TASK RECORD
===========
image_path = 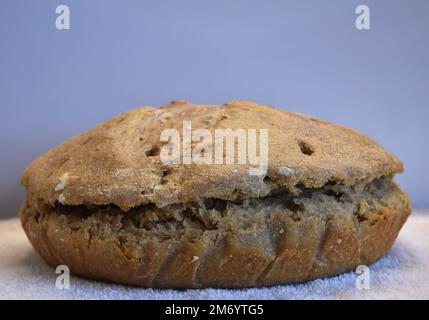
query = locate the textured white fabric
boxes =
[1,212,428,300]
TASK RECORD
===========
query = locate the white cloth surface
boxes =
[1,212,428,300]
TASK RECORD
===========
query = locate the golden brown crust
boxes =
[20,182,411,288]
[21,100,403,211]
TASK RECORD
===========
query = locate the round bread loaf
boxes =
[20,100,411,288]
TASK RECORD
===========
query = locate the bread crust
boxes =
[20,100,411,288]
[21,100,403,211]
[20,183,411,288]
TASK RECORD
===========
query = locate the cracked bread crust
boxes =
[20,100,411,288]
[21,100,403,211]
[20,177,411,288]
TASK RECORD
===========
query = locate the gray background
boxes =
[1,0,428,218]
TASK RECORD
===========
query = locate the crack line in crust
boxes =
[308,216,330,278]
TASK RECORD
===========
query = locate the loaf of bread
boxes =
[20,100,411,288]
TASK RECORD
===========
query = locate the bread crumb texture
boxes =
[21,177,410,288]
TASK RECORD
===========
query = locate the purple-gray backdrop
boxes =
[1,0,428,218]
